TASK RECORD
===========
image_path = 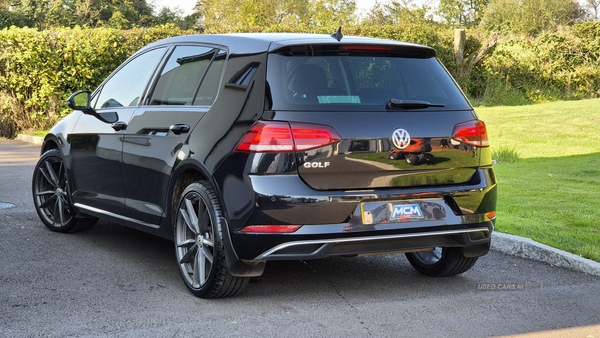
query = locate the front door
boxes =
[68,46,168,216]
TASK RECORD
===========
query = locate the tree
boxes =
[585,0,600,20]
[438,0,489,27]
[195,0,356,32]
[481,0,582,36]
[310,0,356,27]
[72,0,105,27]
[1,0,159,29]
[363,0,433,25]
[155,6,197,30]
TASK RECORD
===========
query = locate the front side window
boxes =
[149,46,224,106]
[94,47,167,109]
[267,50,471,111]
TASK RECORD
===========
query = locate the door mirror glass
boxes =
[67,91,91,111]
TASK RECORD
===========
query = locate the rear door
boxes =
[121,45,227,225]
[266,45,483,190]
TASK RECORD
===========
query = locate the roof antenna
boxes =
[331,26,343,42]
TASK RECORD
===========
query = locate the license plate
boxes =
[360,201,444,225]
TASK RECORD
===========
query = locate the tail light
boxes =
[452,120,489,147]
[235,121,341,153]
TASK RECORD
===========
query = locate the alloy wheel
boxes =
[175,190,215,290]
[32,152,76,229]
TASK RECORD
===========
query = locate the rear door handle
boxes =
[169,124,190,135]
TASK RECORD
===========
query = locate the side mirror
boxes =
[66,91,118,124]
[67,91,93,112]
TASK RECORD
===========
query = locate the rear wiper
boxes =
[386,99,446,110]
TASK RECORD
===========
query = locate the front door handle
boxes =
[111,121,128,131]
[169,124,190,135]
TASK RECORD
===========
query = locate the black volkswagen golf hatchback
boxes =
[32,32,497,298]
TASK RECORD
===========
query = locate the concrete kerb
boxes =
[12,134,600,277]
[17,134,44,145]
[492,232,600,276]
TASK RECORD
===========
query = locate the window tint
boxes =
[267,53,471,111]
[94,47,167,109]
[193,49,226,106]
[149,46,221,106]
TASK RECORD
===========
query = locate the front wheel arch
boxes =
[32,148,97,233]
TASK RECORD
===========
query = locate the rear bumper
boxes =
[252,223,493,260]
[222,167,496,260]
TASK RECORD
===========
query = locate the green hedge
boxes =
[0,25,190,137]
[479,23,600,105]
[3,23,600,137]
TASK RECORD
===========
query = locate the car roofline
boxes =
[140,33,436,57]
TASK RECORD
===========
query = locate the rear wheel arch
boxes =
[168,163,265,279]
[168,158,232,226]
[174,180,250,298]
[169,168,208,227]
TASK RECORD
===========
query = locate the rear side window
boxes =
[267,51,471,111]
[194,49,226,106]
[149,46,225,106]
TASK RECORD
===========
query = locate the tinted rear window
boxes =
[267,51,471,111]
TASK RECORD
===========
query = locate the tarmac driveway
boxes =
[1,139,599,337]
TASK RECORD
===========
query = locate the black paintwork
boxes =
[39,33,496,277]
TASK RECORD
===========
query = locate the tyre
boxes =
[32,149,97,233]
[174,181,249,298]
[405,154,418,165]
[406,247,478,277]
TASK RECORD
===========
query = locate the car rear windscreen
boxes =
[266,47,471,112]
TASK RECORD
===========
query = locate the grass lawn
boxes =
[476,99,600,262]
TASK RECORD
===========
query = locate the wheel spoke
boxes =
[201,245,213,264]
[176,238,196,248]
[52,196,60,226]
[179,243,198,264]
[179,206,199,236]
[36,190,56,197]
[59,195,72,214]
[44,160,60,187]
[184,198,200,234]
[201,237,214,249]
[38,194,57,209]
[198,207,210,234]
[57,161,65,186]
[179,207,193,233]
[193,249,202,287]
[39,167,57,189]
[53,195,66,227]
[197,247,206,285]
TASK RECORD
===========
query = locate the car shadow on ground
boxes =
[68,219,592,302]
